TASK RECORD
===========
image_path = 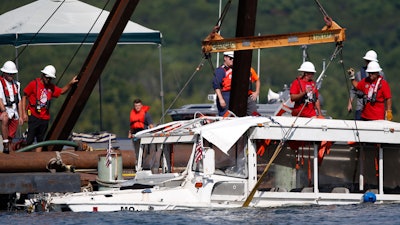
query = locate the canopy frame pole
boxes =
[158,44,165,123]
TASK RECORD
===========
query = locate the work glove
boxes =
[347,68,355,80]
[386,110,393,121]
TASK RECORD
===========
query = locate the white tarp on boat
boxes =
[194,117,270,154]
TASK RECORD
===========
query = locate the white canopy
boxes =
[0,0,162,47]
[0,0,165,122]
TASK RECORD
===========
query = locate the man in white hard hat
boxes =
[213,51,234,116]
[21,65,78,152]
[212,51,261,116]
[0,61,24,153]
[289,61,322,118]
[348,61,392,121]
[347,50,385,120]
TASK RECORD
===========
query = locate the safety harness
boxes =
[0,77,19,107]
[31,78,52,112]
[297,78,316,103]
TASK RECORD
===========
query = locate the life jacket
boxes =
[130,105,150,131]
[221,65,232,92]
[248,68,257,95]
[0,77,19,107]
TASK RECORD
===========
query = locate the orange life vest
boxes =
[221,66,232,92]
[130,105,150,130]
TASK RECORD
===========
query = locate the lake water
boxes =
[0,203,398,225]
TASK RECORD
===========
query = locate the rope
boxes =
[159,57,207,123]
[337,47,362,144]
[315,43,344,89]
[214,0,232,30]
[314,0,330,19]
[46,151,79,172]
[56,0,112,85]
[243,102,308,207]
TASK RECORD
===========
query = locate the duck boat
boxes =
[46,115,400,212]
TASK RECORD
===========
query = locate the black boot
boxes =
[3,141,9,154]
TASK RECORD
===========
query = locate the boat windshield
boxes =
[140,143,192,174]
[192,136,248,178]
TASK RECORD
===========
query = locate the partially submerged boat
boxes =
[44,115,400,212]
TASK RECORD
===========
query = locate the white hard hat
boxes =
[223,51,234,58]
[298,61,316,73]
[365,61,382,73]
[41,65,56,78]
[363,50,378,62]
[1,61,18,74]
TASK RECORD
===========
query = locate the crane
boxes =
[202,0,345,54]
[202,17,345,54]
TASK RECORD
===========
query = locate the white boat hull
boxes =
[50,186,400,212]
[44,116,400,212]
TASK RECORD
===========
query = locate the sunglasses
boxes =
[43,76,53,80]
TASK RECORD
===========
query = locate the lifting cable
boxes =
[314,0,362,143]
[160,1,232,123]
[338,47,362,145]
[314,0,332,26]
[214,0,232,32]
[243,101,309,207]
[11,0,112,86]
[204,0,232,71]
[315,43,363,144]
[159,58,208,123]
[317,0,365,185]
[338,49,363,187]
[334,44,362,142]
[315,43,343,89]
[314,0,330,18]
[56,0,111,85]
[13,0,67,62]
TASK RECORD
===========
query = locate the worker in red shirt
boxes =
[289,61,322,117]
[21,65,78,152]
[348,61,392,121]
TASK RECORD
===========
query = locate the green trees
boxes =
[0,0,399,138]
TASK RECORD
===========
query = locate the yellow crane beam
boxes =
[202,20,345,54]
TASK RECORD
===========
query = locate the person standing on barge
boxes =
[22,65,78,152]
[348,61,392,121]
[0,61,24,153]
